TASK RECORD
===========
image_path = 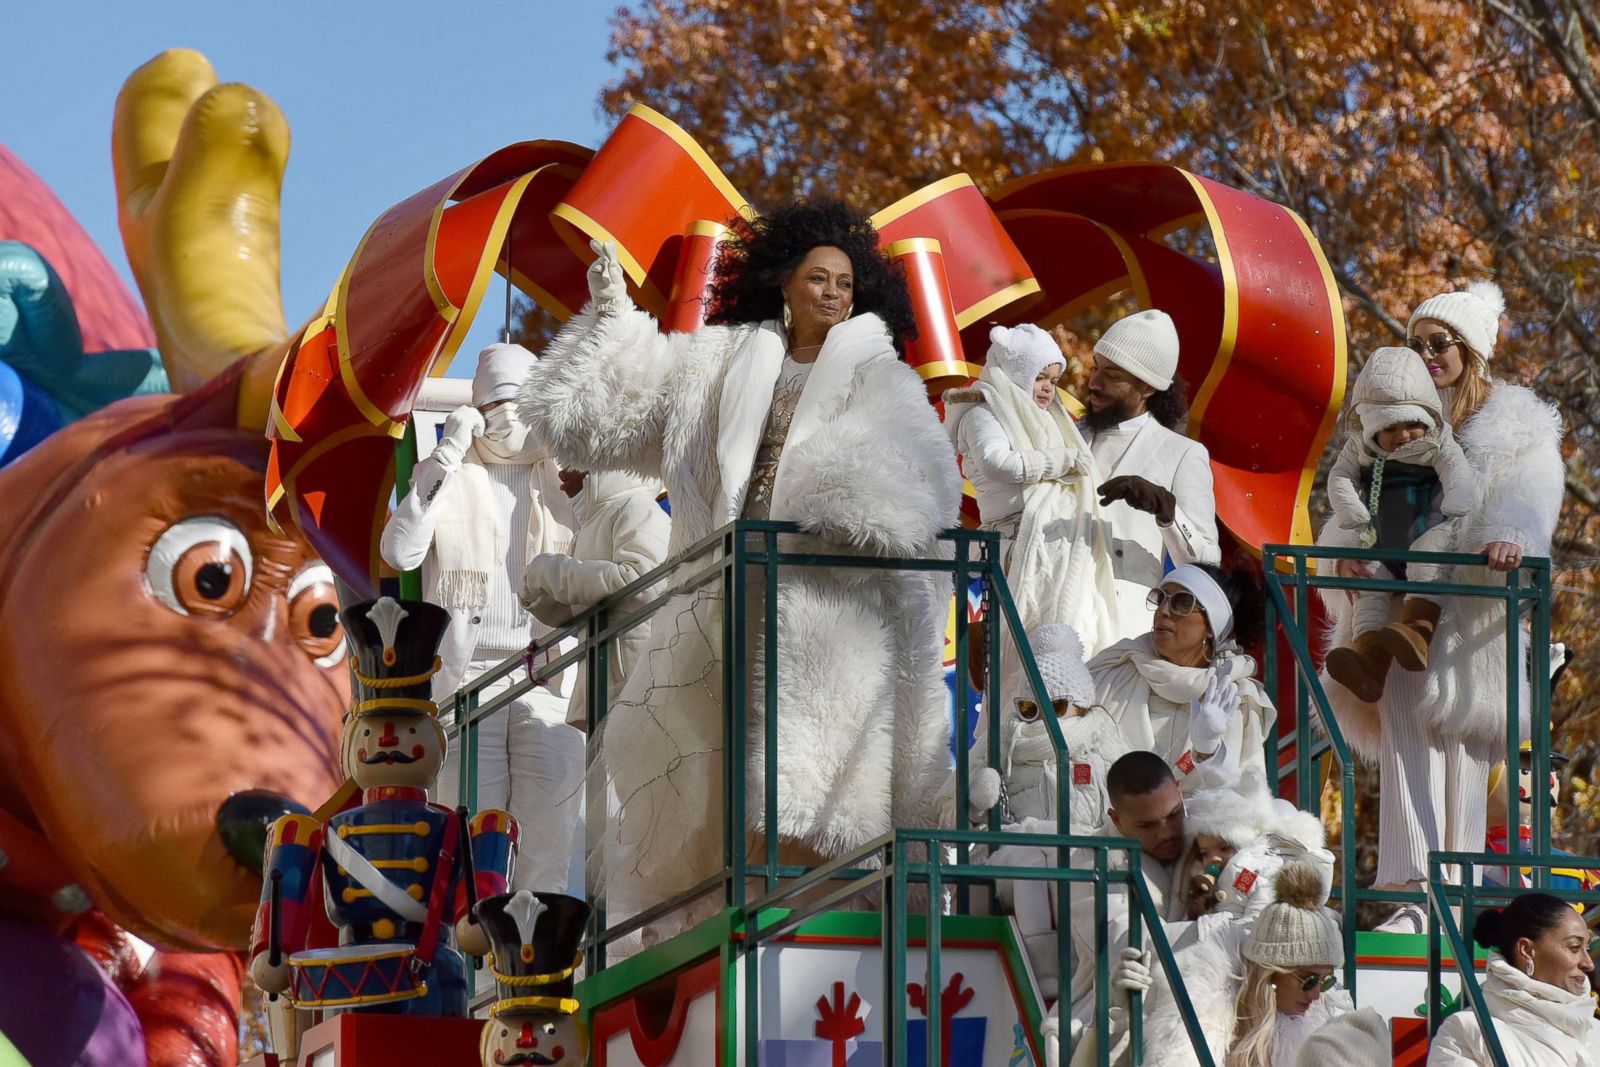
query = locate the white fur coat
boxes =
[1317,382,1564,758]
[516,298,961,916]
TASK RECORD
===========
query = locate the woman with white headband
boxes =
[1089,563,1274,791]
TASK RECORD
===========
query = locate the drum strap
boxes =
[412,813,461,969]
[324,830,429,923]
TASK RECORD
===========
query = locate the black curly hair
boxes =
[1146,374,1190,430]
[705,198,918,355]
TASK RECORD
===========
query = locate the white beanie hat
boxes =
[1407,280,1506,361]
[471,343,537,407]
[1243,862,1343,969]
[1358,402,1435,450]
[986,324,1065,392]
[1093,309,1180,391]
[1292,1008,1391,1067]
[1026,623,1094,707]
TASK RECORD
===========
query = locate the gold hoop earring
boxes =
[782,301,793,330]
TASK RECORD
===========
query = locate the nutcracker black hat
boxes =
[339,596,452,713]
[476,890,591,1017]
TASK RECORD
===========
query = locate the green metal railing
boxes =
[1263,543,1554,1000]
[440,519,1217,1063]
[1425,852,1600,1067]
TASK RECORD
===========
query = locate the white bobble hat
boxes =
[1026,623,1094,707]
[1407,280,1506,361]
[986,324,1066,392]
[1243,862,1343,969]
[1292,1008,1391,1067]
[1093,309,1180,391]
[472,343,537,407]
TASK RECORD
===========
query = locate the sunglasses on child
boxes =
[1406,333,1462,357]
[1293,971,1337,994]
[1015,696,1074,721]
[1146,588,1205,617]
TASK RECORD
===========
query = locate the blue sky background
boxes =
[5,2,618,377]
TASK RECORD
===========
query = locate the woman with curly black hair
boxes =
[517,199,963,932]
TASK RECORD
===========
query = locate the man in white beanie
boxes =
[379,342,585,896]
[1080,309,1220,639]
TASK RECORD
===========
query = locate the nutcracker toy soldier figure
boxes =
[248,597,519,1016]
[476,890,591,1066]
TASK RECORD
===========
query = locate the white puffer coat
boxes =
[516,298,962,918]
[1428,955,1600,1066]
[519,469,671,727]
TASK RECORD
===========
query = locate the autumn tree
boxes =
[601,0,1600,853]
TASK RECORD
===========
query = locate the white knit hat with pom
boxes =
[986,324,1066,392]
[1243,862,1344,969]
[1026,623,1094,707]
[1094,309,1180,390]
[1407,280,1506,361]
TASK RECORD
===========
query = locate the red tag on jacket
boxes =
[1234,869,1258,894]
[1176,750,1196,774]
[1073,763,1092,785]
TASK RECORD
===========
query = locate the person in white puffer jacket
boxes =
[519,467,671,730]
[1428,893,1600,1066]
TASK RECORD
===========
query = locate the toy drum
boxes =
[288,943,426,1008]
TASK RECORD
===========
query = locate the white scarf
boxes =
[1089,634,1266,754]
[975,364,1120,663]
[431,445,574,610]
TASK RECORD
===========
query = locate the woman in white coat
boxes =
[1090,563,1274,793]
[1428,893,1600,1065]
[1319,282,1565,931]
[516,200,962,925]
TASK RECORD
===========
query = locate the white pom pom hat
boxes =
[1026,623,1095,707]
[986,324,1066,392]
[1407,280,1506,361]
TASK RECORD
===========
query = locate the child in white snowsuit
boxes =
[1324,346,1477,702]
[986,623,1130,1001]
[519,468,671,729]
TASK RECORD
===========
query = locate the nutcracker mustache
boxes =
[358,750,420,765]
[495,1053,562,1065]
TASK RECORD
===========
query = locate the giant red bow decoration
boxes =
[267,108,1343,594]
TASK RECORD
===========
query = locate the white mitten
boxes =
[587,238,628,311]
[435,405,485,470]
[1188,675,1238,756]
[968,767,1002,822]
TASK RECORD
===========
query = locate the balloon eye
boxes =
[146,518,253,617]
[289,564,347,666]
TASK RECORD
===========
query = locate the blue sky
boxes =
[5,1,618,376]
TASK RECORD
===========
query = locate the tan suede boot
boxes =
[1375,597,1443,671]
[1325,630,1395,703]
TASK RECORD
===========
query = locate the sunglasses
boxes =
[1406,334,1462,357]
[1293,972,1338,994]
[1146,588,1205,617]
[1016,696,1075,722]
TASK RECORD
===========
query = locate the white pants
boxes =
[1375,712,1497,887]
[435,658,586,896]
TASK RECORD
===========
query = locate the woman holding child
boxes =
[1317,282,1564,931]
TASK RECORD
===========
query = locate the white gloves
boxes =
[1188,674,1238,756]
[1112,945,1153,994]
[587,238,628,311]
[434,405,485,469]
